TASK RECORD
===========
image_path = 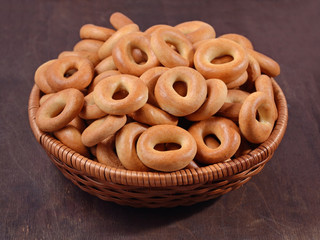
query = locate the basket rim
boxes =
[28,79,288,187]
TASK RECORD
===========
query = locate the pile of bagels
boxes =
[34,12,280,172]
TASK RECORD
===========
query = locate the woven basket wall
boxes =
[28,80,288,208]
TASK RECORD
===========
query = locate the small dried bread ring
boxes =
[136,125,197,172]
[87,70,120,93]
[175,20,216,44]
[247,51,261,82]
[154,66,207,116]
[219,33,254,50]
[255,75,275,100]
[46,56,94,91]
[112,32,160,76]
[218,89,250,122]
[226,71,248,89]
[95,55,117,74]
[68,116,86,133]
[128,103,178,126]
[98,24,139,60]
[53,126,90,157]
[247,49,280,77]
[93,74,148,115]
[34,59,56,94]
[96,135,125,169]
[240,52,261,92]
[203,135,233,162]
[186,79,227,121]
[239,91,276,143]
[144,24,171,35]
[115,122,150,171]
[73,39,104,53]
[150,26,194,68]
[188,117,241,164]
[80,24,115,41]
[109,12,135,30]
[79,92,107,120]
[140,66,169,107]
[39,93,54,106]
[81,114,126,147]
[36,88,84,132]
[194,38,249,83]
[255,74,278,120]
[58,51,100,66]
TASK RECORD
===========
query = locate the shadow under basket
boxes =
[28,80,288,208]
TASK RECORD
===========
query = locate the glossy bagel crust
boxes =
[79,92,107,120]
[112,32,159,76]
[218,89,250,122]
[140,66,169,107]
[96,135,125,169]
[36,88,84,132]
[93,74,148,115]
[186,79,227,121]
[81,114,127,147]
[115,122,150,171]
[109,12,135,30]
[34,59,56,94]
[80,24,115,41]
[150,26,194,68]
[73,39,104,53]
[239,91,276,143]
[58,51,100,66]
[98,24,139,59]
[136,125,197,172]
[219,33,254,50]
[128,103,178,126]
[255,74,278,120]
[154,66,207,116]
[175,20,216,44]
[46,56,94,91]
[54,125,90,157]
[247,49,280,77]
[194,38,248,83]
[188,117,241,164]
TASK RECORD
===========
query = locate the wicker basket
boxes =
[28,79,288,208]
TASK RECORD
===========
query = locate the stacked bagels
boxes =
[34,12,280,172]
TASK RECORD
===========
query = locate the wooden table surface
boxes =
[1,0,319,239]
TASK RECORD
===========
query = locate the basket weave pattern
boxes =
[28,80,288,208]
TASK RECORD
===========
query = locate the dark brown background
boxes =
[1,0,319,239]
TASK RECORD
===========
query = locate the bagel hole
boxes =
[256,111,260,121]
[112,87,129,100]
[211,55,233,64]
[154,143,181,151]
[166,41,179,53]
[173,81,187,97]
[204,134,221,149]
[64,68,78,78]
[131,48,148,64]
[50,105,65,118]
